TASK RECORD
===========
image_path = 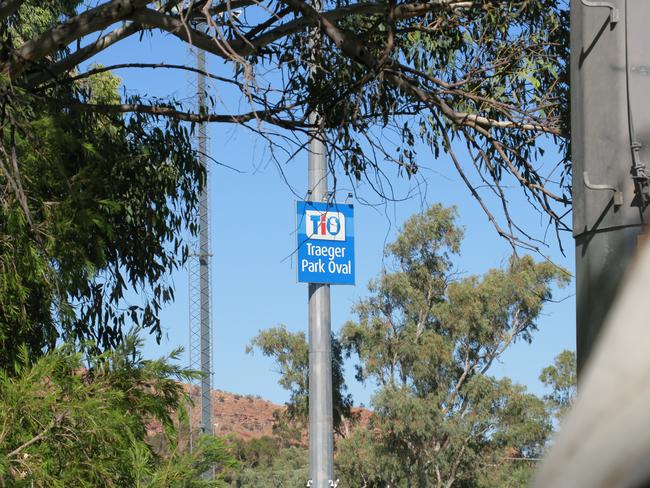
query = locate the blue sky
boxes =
[91,28,575,407]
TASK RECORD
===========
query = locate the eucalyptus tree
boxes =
[0,0,569,360]
[539,349,576,421]
[335,204,570,486]
[3,0,570,241]
[247,325,354,438]
[246,205,569,486]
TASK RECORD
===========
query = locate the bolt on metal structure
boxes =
[188,37,214,453]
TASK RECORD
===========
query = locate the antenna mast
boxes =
[188,36,213,449]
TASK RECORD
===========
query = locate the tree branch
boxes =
[246,0,489,55]
[58,100,307,129]
[278,0,563,139]
[0,0,23,21]
[4,0,152,78]
[7,411,68,458]
[25,22,142,88]
[433,112,534,253]
[45,62,247,91]
[128,8,235,58]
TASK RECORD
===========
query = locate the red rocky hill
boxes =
[183,385,371,441]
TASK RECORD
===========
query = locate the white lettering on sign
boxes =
[300,257,352,275]
[328,260,351,274]
[301,259,325,273]
[305,210,346,241]
[305,243,345,260]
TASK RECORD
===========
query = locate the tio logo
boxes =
[305,210,346,241]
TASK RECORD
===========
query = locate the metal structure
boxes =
[307,123,335,488]
[572,0,650,373]
[535,228,650,487]
[188,40,213,451]
[306,0,335,483]
[511,2,650,485]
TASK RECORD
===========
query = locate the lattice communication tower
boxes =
[187,36,213,451]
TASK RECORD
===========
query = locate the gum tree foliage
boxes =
[247,205,570,486]
[539,349,576,421]
[0,333,237,487]
[247,325,354,437]
[1,1,569,358]
[334,205,570,486]
[0,3,203,366]
[226,436,308,488]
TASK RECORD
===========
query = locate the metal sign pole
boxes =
[307,114,335,487]
[306,0,334,482]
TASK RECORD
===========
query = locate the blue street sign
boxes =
[297,201,355,285]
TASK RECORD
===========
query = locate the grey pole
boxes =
[307,0,334,485]
[197,46,213,438]
[307,124,334,488]
[572,0,650,373]
[307,120,334,488]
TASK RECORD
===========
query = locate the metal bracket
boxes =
[631,142,650,183]
[581,0,619,26]
[584,171,623,206]
[306,479,339,487]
